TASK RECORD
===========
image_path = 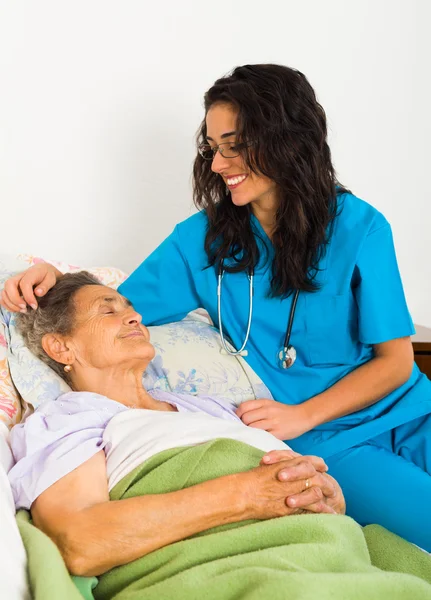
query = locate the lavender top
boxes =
[8,389,241,510]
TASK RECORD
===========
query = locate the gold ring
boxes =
[305,479,310,489]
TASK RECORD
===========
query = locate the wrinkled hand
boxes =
[260,449,346,515]
[0,263,61,312]
[242,453,340,520]
[237,399,313,440]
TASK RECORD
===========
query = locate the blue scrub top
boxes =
[118,193,431,457]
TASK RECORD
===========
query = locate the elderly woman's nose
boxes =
[124,309,142,325]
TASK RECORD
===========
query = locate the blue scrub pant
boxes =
[324,413,431,552]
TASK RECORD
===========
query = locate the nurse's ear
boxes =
[42,333,76,367]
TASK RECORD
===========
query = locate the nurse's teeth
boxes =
[227,175,247,186]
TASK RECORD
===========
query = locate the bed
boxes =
[0,252,272,599]
[1,253,430,600]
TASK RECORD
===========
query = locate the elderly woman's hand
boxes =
[259,449,346,515]
[239,454,341,522]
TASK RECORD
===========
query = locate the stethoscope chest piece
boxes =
[278,345,297,369]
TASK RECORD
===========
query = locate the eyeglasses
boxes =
[198,141,252,161]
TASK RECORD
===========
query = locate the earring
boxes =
[64,364,72,373]
[225,186,229,196]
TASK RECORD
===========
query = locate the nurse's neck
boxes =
[251,195,278,240]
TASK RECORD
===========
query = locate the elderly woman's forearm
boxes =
[59,473,248,576]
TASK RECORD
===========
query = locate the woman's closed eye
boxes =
[95,294,133,316]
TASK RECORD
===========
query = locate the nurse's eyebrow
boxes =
[206,131,237,141]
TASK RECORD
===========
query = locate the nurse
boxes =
[2,64,431,551]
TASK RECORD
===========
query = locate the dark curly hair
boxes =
[193,64,349,297]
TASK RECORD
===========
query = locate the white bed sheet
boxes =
[0,423,30,600]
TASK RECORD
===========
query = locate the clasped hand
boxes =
[253,449,345,516]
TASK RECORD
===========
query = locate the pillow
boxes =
[144,313,270,405]
[0,329,23,429]
[0,255,32,428]
[18,253,128,289]
[1,256,271,413]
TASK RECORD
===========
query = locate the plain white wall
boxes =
[1,0,430,325]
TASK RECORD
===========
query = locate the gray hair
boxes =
[16,271,100,381]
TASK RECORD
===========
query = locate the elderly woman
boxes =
[7,273,431,600]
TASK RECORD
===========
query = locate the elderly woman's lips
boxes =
[123,331,145,338]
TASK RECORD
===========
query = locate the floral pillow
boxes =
[0,254,34,428]
[143,313,270,405]
[1,255,271,420]
[0,322,22,428]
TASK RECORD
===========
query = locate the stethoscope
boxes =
[217,259,300,369]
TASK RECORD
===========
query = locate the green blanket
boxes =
[17,439,431,600]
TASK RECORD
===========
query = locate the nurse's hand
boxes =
[260,450,346,515]
[0,263,62,312]
[236,399,313,440]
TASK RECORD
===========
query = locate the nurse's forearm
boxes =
[302,338,414,428]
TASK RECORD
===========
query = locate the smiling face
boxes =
[50,285,155,371]
[205,102,278,212]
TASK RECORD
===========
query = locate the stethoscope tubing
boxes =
[283,288,300,349]
[217,260,254,356]
[217,259,299,363]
